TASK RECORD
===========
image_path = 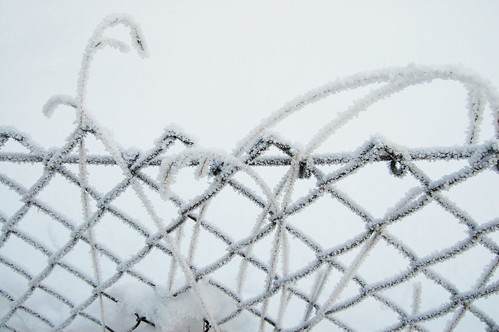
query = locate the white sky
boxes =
[1,1,499,152]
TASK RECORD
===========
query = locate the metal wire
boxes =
[0,125,497,331]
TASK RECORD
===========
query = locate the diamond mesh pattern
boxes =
[0,125,498,331]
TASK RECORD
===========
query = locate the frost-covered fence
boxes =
[1,15,498,332]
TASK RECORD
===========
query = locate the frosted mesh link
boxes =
[0,15,498,332]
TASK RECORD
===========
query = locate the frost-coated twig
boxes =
[236,154,291,296]
[303,265,331,323]
[270,153,302,332]
[80,86,223,332]
[76,14,147,115]
[43,14,148,331]
[158,148,278,213]
[39,14,225,332]
[166,215,185,291]
[445,256,499,332]
[234,65,499,158]
[79,139,106,331]
[302,231,382,332]
[188,202,209,264]
[466,87,485,144]
[409,282,422,332]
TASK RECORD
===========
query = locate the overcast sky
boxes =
[1,1,498,152]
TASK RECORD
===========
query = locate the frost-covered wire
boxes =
[1,131,498,331]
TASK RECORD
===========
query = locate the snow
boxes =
[109,279,250,332]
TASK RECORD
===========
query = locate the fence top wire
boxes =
[1,14,499,332]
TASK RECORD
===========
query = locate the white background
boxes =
[1,1,499,151]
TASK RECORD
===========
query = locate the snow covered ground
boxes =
[0,1,498,331]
